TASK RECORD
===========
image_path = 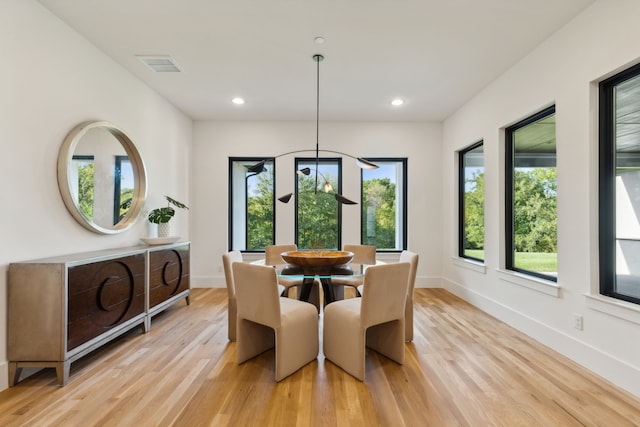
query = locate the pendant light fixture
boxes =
[248,53,378,205]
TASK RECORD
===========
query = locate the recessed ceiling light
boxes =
[232,97,245,105]
[391,99,405,106]
[314,36,325,44]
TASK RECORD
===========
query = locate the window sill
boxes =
[585,294,640,325]
[452,257,486,274]
[496,269,560,297]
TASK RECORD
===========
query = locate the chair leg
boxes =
[405,300,413,342]
[366,319,405,364]
[275,305,319,381]
[323,306,367,381]
[236,319,275,364]
[228,298,237,342]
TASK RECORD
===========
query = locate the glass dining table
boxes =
[253,250,377,305]
[279,250,363,305]
[278,262,361,305]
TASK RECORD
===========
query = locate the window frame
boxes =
[228,157,275,252]
[71,154,95,221]
[113,155,132,225]
[294,157,343,250]
[360,157,408,252]
[505,105,557,282]
[599,62,640,305]
[458,141,484,262]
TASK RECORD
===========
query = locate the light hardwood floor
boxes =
[1,288,639,426]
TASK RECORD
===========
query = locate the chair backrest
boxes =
[222,250,243,297]
[343,244,376,265]
[360,262,410,328]
[399,250,419,296]
[265,244,297,266]
[233,262,281,327]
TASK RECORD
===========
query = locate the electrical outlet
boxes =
[573,314,583,331]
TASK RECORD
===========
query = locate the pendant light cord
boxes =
[314,55,321,193]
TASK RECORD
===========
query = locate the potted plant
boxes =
[148,196,189,237]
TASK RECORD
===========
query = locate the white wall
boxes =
[441,0,640,398]
[0,1,192,390]
[190,121,443,287]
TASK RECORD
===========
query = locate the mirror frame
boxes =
[57,121,147,234]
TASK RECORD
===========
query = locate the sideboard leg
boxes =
[55,361,70,386]
[8,362,21,386]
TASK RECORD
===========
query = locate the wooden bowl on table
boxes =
[281,250,354,267]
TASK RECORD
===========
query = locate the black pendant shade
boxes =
[247,161,266,174]
[278,193,293,203]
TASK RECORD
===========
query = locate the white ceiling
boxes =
[37,0,595,122]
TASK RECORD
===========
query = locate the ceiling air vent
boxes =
[136,55,181,72]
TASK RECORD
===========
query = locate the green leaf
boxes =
[148,207,175,224]
[166,196,189,210]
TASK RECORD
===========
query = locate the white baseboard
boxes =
[191,276,225,288]
[442,277,640,399]
[415,276,442,288]
[0,360,8,392]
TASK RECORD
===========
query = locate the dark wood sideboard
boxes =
[8,242,190,386]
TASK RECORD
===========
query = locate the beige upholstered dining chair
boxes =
[331,244,376,299]
[265,244,320,312]
[400,251,419,342]
[222,250,242,342]
[233,262,319,381]
[358,250,419,342]
[323,262,410,381]
[222,250,285,342]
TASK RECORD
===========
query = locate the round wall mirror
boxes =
[57,121,147,234]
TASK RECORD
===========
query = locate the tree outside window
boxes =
[229,158,275,251]
[295,158,341,249]
[459,142,484,261]
[72,155,95,221]
[505,106,557,281]
[114,155,133,224]
[361,159,407,251]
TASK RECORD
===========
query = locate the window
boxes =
[599,63,640,305]
[229,158,275,251]
[295,158,342,249]
[71,155,95,221]
[459,142,484,261]
[505,106,557,281]
[114,155,133,225]
[361,158,407,251]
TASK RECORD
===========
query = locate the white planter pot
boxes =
[157,222,171,238]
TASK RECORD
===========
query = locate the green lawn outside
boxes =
[464,249,484,261]
[515,252,557,272]
[463,250,557,273]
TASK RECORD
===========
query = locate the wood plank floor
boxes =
[1,288,639,426]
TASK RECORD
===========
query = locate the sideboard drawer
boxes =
[148,245,190,310]
[67,254,145,351]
